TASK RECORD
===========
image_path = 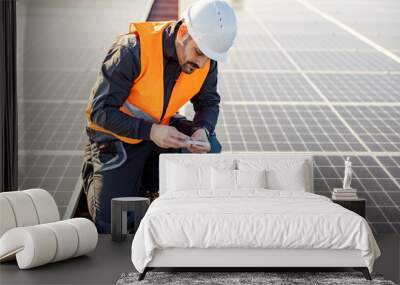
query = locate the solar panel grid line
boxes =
[267,105,293,151]
[221,69,302,74]
[269,34,377,51]
[222,101,400,107]
[231,105,249,151]
[233,73,247,101]
[220,69,400,75]
[230,48,378,52]
[18,150,84,156]
[241,78,263,150]
[49,157,74,201]
[217,108,233,151]
[244,106,263,151]
[18,99,88,104]
[254,105,280,152]
[22,67,97,72]
[283,106,307,152]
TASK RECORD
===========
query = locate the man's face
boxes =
[176,25,209,74]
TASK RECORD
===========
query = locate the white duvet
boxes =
[131,190,381,273]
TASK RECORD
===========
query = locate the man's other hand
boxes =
[150,124,190,149]
[186,128,210,154]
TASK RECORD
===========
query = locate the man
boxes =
[81,0,237,233]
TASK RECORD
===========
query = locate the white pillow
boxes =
[167,162,211,191]
[237,159,307,192]
[236,169,268,189]
[211,168,237,190]
[267,161,306,191]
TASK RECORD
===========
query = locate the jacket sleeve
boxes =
[190,60,221,134]
[88,33,153,140]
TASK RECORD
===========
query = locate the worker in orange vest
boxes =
[81,0,237,233]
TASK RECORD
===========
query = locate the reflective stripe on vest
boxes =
[86,21,211,144]
[122,101,158,123]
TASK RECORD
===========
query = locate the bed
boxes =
[131,152,381,281]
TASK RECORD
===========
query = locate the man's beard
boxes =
[181,61,199,74]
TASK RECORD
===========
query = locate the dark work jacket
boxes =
[86,20,220,143]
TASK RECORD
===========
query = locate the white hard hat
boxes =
[183,0,237,62]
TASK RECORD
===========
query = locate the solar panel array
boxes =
[181,0,400,233]
[17,0,154,218]
[16,0,399,233]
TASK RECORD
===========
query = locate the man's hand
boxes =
[186,128,211,153]
[150,124,190,149]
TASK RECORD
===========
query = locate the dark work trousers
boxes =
[81,117,222,233]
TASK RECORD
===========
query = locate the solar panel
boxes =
[180,0,400,234]
[218,73,323,102]
[18,102,87,151]
[18,153,83,218]
[16,0,400,234]
[221,50,296,70]
[18,70,97,100]
[334,105,400,152]
[232,34,278,49]
[377,156,400,185]
[23,47,105,71]
[288,51,400,71]
[262,21,349,35]
[308,74,400,102]
[215,104,367,152]
[16,0,153,219]
[272,34,375,50]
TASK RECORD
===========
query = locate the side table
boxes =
[332,198,366,218]
[111,197,150,242]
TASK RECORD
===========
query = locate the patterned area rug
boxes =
[116,271,396,285]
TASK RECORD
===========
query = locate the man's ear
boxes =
[177,23,189,41]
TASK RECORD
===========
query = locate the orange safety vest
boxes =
[85,21,211,144]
